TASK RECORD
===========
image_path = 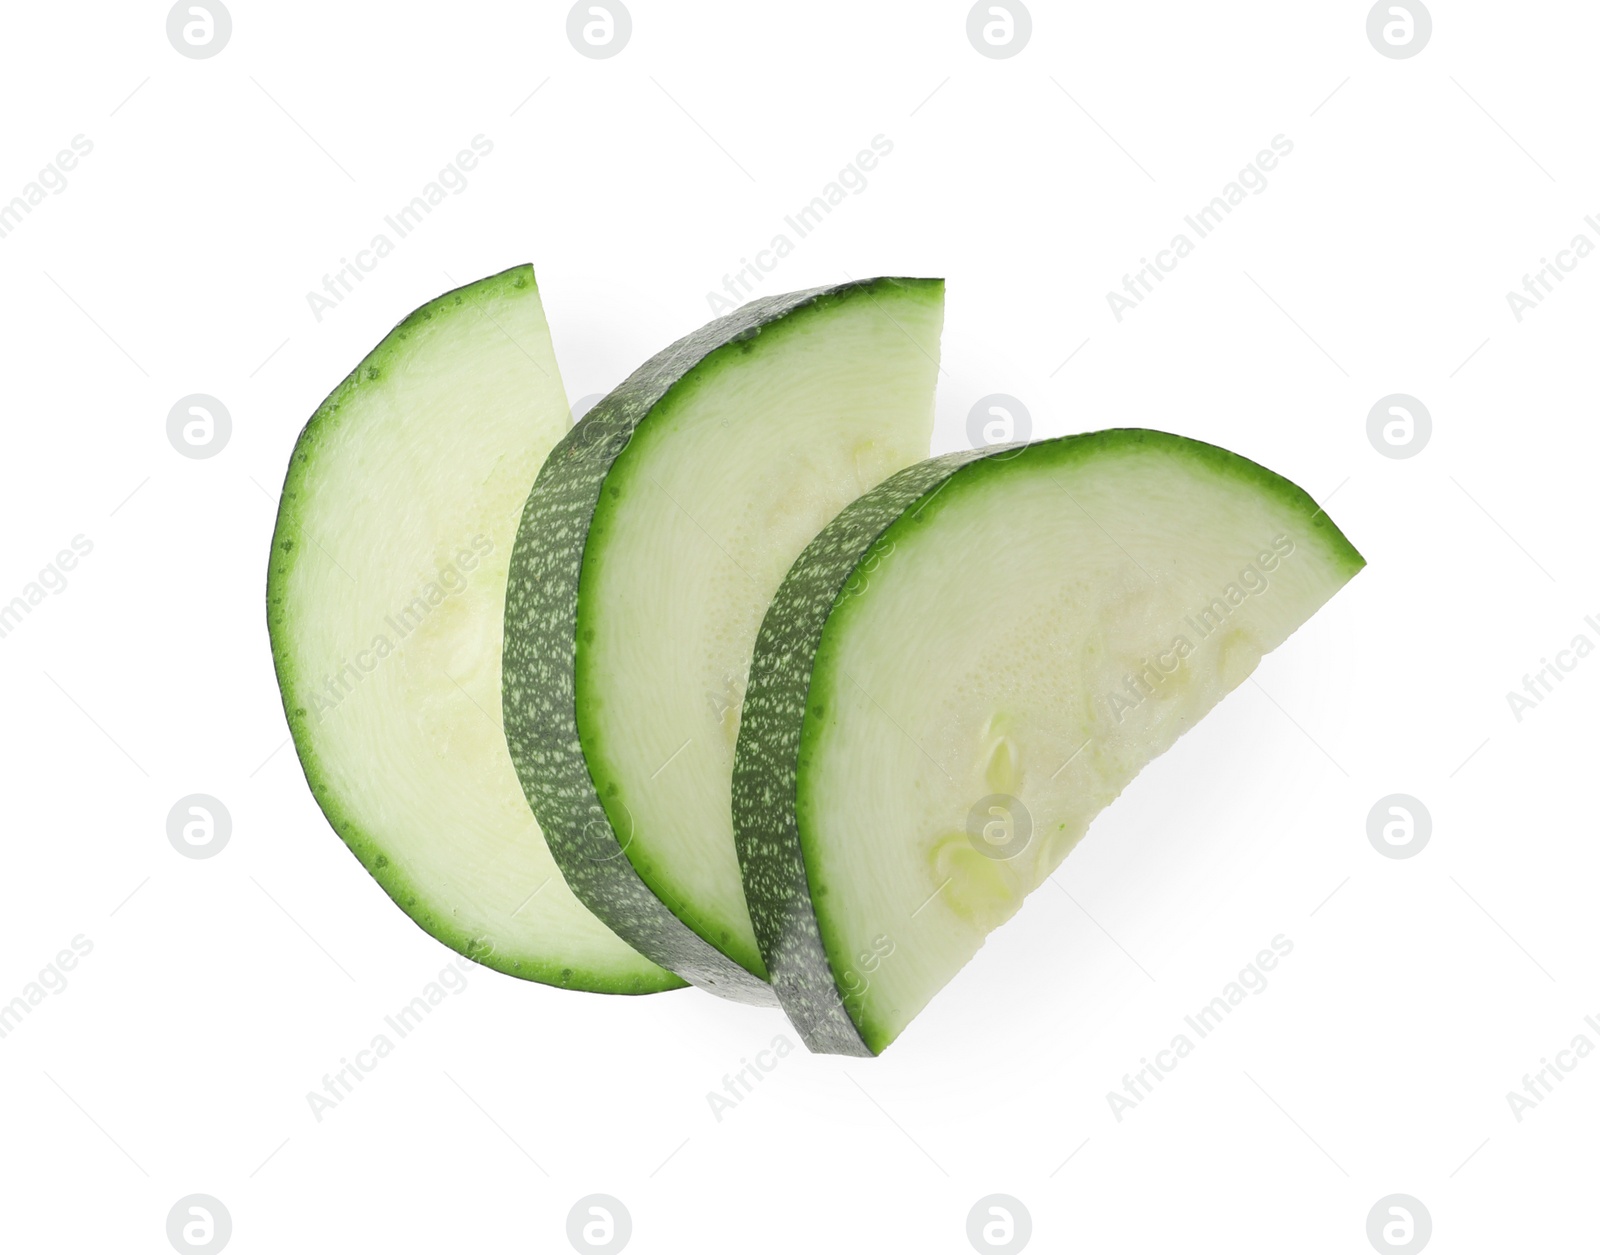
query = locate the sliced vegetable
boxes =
[269,265,681,993]
[502,278,945,1001]
[734,429,1364,1052]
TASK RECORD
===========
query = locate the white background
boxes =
[1,1,1594,1251]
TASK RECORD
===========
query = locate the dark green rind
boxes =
[502,278,941,1005]
[733,447,994,1053]
[733,429,1366,1054]
[267,264,685,996]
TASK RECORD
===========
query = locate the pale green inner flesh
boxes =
[276,283,672,988]
[580,287,944,976]
[800,442,1361,1050]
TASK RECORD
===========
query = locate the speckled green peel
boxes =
[734,430,1366,1054]
[501,278,944,1004]
[268,264,683,995]
[733,447,992,1053]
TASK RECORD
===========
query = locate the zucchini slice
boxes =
[734,429,1364,1052]
[503,278,945,1001]
[268,265,681,994]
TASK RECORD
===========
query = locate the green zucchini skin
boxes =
[733,447,993,1048]
[503,279,937,1004]
[733,430,1365,1053]
[268,265,684,994]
